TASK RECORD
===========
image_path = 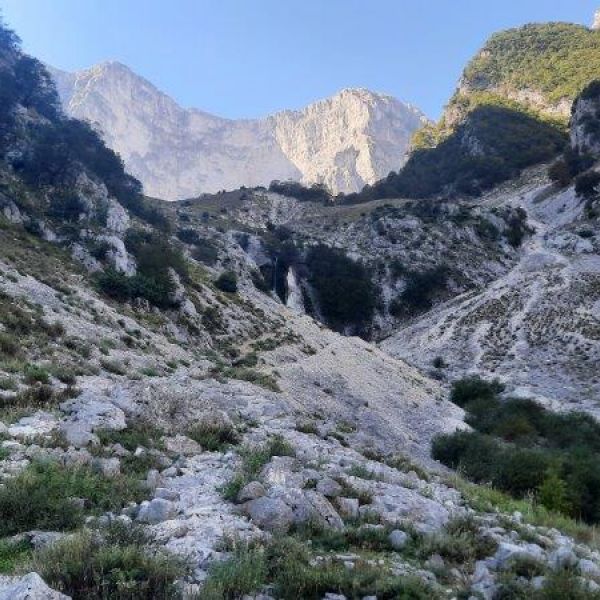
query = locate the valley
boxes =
[0,6,600,600]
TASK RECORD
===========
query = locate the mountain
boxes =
[5,13,600,600]
[349,20,600,203]
[49,62,427,200]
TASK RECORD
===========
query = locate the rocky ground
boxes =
[381,167,600,416]
[1,189,600,598]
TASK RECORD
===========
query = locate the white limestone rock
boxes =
[49,62,427,199]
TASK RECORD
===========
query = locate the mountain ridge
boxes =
[49,61,428,200]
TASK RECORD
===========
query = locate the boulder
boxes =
[163,435,202,457]
[494,542,545,570]
[245,497,294,532]
[92,457,120,477]
[548,546,578,570]
[336,497,359,520]
[388,529,409,550]
[237,481,266,503]
[154,487,180,502]
[260,457,302,488]
[316,477,342,498]
[0,573,70,599]
[136,498,177,524]
[579,558,600,578]
[8,411,58,439]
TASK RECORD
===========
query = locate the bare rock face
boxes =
[570,85,600,155]
[49,62,427,199]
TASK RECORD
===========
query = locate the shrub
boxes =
[0,461,145,536]
[575,171,600,200]
[187,420,240,452]
[201,544,268,600]
[191,239,219,265]
[0,332,18,356]
[0,539,31,574]
[306,245,377,334]
[435,380,600,524]
[96,421,164,452]
[399,265,450,312]
[23,363,50,384]
[31,528,186,600]
[215,271,238,293]
[450,376,505,408]
[221,436,295,502]
[268,180,332,204]
[100,358,127,376]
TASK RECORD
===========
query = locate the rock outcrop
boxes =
[49,62,427,199]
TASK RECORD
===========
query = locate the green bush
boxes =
[97,232,188,309]
[0,539,31,574]
[215,271,238,293]
[349,105,565,201]
[187,420,240,451]
[203,536,437,600]
[0,461,145,536]
[396,265,450,313]
[32,527,186,600]
[434,377,600,523]
[450,376,505,408]
[306,245,377,335]
[23,363,50,384]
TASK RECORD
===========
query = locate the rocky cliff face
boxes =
[49,62,427,200]
[570,81,600,155]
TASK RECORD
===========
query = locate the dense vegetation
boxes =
[343,106,565,200]
[97,230,187,308]
[463,23,600,107]
[390,265,450,316]
[33,525,186,600]
[0,461,145,536]
[433,377,600,523]
[306,245,377,335]
[0,18,167,230]
[269,180,332,204]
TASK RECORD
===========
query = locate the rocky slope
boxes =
[4,13,600,600]
[381,167,600,415]
[49,62,427,200]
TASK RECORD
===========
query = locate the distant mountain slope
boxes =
[351,20,600,202]
[49,62,427,200]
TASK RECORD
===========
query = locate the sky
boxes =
[1,0,599,120]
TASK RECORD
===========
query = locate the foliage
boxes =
[32,527,187,600]
[202,536,437,600]
[96,421,165,452]
[391,265,450,315]
[0,18,172,230]
[575,171,600,199]
[221,436,295,502]
[215,270,238,293]
[97,231,187,308]
[306,245,378,334]
[187,420,240,451]
[269,180,332,204]
[462,23,600,107]
[0,461,145,536]
[0,539,31,574]
[360,105,565,200]
[450,376,505,408]
[434,378,600,523]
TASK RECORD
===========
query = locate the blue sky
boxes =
[1,0,598,119]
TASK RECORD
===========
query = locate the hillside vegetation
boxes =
[347,22,600,201]
[462,23,600,109]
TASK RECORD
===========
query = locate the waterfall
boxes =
[285,267,305,313]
